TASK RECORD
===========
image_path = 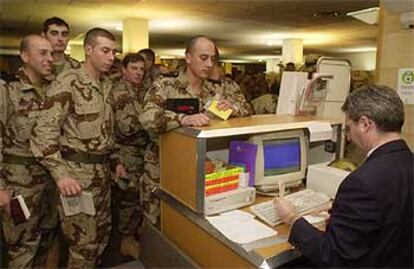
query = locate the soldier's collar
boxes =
[178,71,211,94]
[79,64,107,89]
[17,67,50,91]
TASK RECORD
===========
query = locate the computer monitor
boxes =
[249,130,307,192]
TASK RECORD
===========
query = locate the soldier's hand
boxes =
[57,176,82,197]
[0,189,11,215]
[115,163,127,178]
[181,113,210,127]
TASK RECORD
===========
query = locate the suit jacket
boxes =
[289,139,413,267]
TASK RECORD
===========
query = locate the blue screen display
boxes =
[263,138,300,176]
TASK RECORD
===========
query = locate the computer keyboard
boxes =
[250,189,331,227]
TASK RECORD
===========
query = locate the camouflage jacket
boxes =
[139,71,252,141]
[30,64,116,182]
[111,79,149,149]
[53,54,81,77]
[0,68,51,187]
[207,78,253,117]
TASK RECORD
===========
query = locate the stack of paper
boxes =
[206,210,279,251]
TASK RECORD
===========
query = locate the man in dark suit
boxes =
[275,85,413,267]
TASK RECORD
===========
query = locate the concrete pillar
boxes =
[224,62,232,74]
[282,38,303,65]
[122,17,149,54]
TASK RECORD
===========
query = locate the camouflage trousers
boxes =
[140,143,160,228]
[1,162,54,269]
[59,160,111,269]
[112,145,144,237]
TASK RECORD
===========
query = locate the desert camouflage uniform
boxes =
[0,68,53,268]
[30,65,115,269]
[251,93,278,114]
[38,54,81,266]
[139,72,252,227]
[111,79,149,237]
[52,54,81,77]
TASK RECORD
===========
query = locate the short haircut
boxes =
[138,48,155,63]
[122,53,145,68]
[341,85,404,133]
[43,17,69,33]
[185,35,215,55]
[20,34,44,53]
[84,27,115,47]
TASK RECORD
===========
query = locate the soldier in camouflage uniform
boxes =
[110,53,149,258]
[139,36,252,228]
[0,34,54,268]
[251,93,278,114]
[41,16,81,267]
[138,48,159,100]
[30,28,124,269]
[42,17,80,77]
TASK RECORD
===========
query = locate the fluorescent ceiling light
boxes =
[347,7,379,25]
[262,32,336,46]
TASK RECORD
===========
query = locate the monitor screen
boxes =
[263,138,301,176]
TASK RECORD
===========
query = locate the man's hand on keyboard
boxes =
[273,198,300,226]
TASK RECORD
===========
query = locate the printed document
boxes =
[60,191,96,216]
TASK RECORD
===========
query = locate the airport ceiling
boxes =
[0,0,379,62]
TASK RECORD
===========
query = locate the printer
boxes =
[306,162,350,199]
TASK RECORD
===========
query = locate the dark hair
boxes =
[122,53,145,68]
[185,35,215,55]
[138,48,156,64]
[341,85,404,133]
[43,17,69,33]
[84,27,115,47]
